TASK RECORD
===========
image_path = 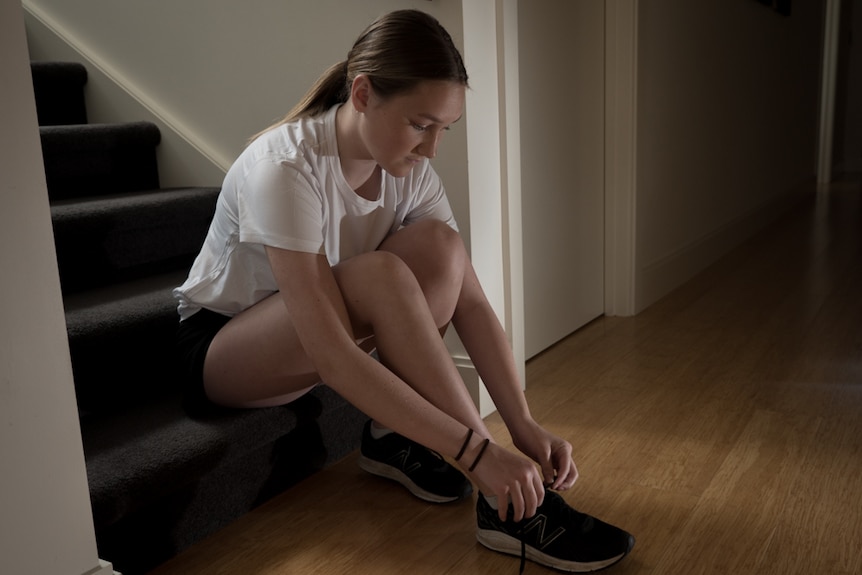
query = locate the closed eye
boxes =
[411,122,452,133]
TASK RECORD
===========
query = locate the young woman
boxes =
[174,9,633,572]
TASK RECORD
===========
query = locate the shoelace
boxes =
[519,537,526,574]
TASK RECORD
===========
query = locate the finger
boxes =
[555,459,579,490]
[540,457,557,487]
[524,478,541,518]
[498,498,508,522]
[550,456,569,489]
[509,487,525,523]
[548,443,573,487]
[534,473,546,508]
[497,490,510,522]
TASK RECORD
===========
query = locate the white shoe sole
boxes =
[477,527,628,573]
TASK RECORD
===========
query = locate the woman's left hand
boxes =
[511,420,579,491]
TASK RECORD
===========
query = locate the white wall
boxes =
[0,2,112,574]
[634,0,825,311]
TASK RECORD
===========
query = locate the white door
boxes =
[519,1,606,358]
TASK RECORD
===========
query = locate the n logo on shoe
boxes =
[518,514,565,551]
[387,447,421,474]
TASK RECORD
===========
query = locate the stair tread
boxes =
[40,120,160,133]
[40,122,161,153]
[63,269,187,321]
[51,186,220,214]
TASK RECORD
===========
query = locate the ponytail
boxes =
[249,10,467,144]
[285,60,350,122]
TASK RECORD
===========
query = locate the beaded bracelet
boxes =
[454,428,473,461]
[468,438,491,472]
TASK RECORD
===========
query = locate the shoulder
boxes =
[230,121,335,192]
[243,105,339,165]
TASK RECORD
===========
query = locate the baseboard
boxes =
[637,181,813,312]
[81,559,117,575]
[22,2,226,188]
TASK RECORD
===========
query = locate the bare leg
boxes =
[344,220,491,436]
[203,220,490,436]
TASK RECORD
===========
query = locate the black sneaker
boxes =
[358,420,473,503]
[477,489,635,573]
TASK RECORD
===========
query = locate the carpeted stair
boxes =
[31,61,366,575]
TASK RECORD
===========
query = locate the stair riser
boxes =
[31,61,88,126]
[69,312,179,413]
[41,123,162,200]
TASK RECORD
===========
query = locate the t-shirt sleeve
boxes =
[402,163,459,231]
[237,159,326,254]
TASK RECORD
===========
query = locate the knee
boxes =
[407,219,467,280]
[350,250,423,300]
[396,220,466,325]
[365,250,418,283]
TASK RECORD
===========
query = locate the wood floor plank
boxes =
[758,414,862,574]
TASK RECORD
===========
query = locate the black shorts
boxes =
[175,308,231,415]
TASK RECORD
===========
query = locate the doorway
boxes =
[518,1,606,358]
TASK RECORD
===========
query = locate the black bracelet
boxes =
[468,438,491,472]
[454,428,473,461]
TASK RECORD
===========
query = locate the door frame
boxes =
[459,0,639,414]
[604,0,639,317]
[818,0,841,185]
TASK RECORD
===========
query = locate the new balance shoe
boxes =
[477,489,635,573]
[358,420,473,503]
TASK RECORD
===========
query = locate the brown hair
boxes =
[251,9,468,141]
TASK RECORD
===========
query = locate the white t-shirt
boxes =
[173,104,458,321]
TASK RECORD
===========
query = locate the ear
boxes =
[350,74,373,114]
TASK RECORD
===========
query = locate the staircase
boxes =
[32,61,366,574]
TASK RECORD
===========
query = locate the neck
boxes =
[335,104,378,191]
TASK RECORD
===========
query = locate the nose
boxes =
[416,131,441,159]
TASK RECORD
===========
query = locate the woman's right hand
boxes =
[461,440,545,522]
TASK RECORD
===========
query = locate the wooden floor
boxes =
[150,180,862,575]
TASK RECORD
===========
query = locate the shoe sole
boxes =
[358,454,466,504]
[477,527,634,573]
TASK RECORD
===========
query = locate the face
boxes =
[356,79,465,178]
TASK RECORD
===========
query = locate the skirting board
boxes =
[81,559,117,575]
[637,180,814,312]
